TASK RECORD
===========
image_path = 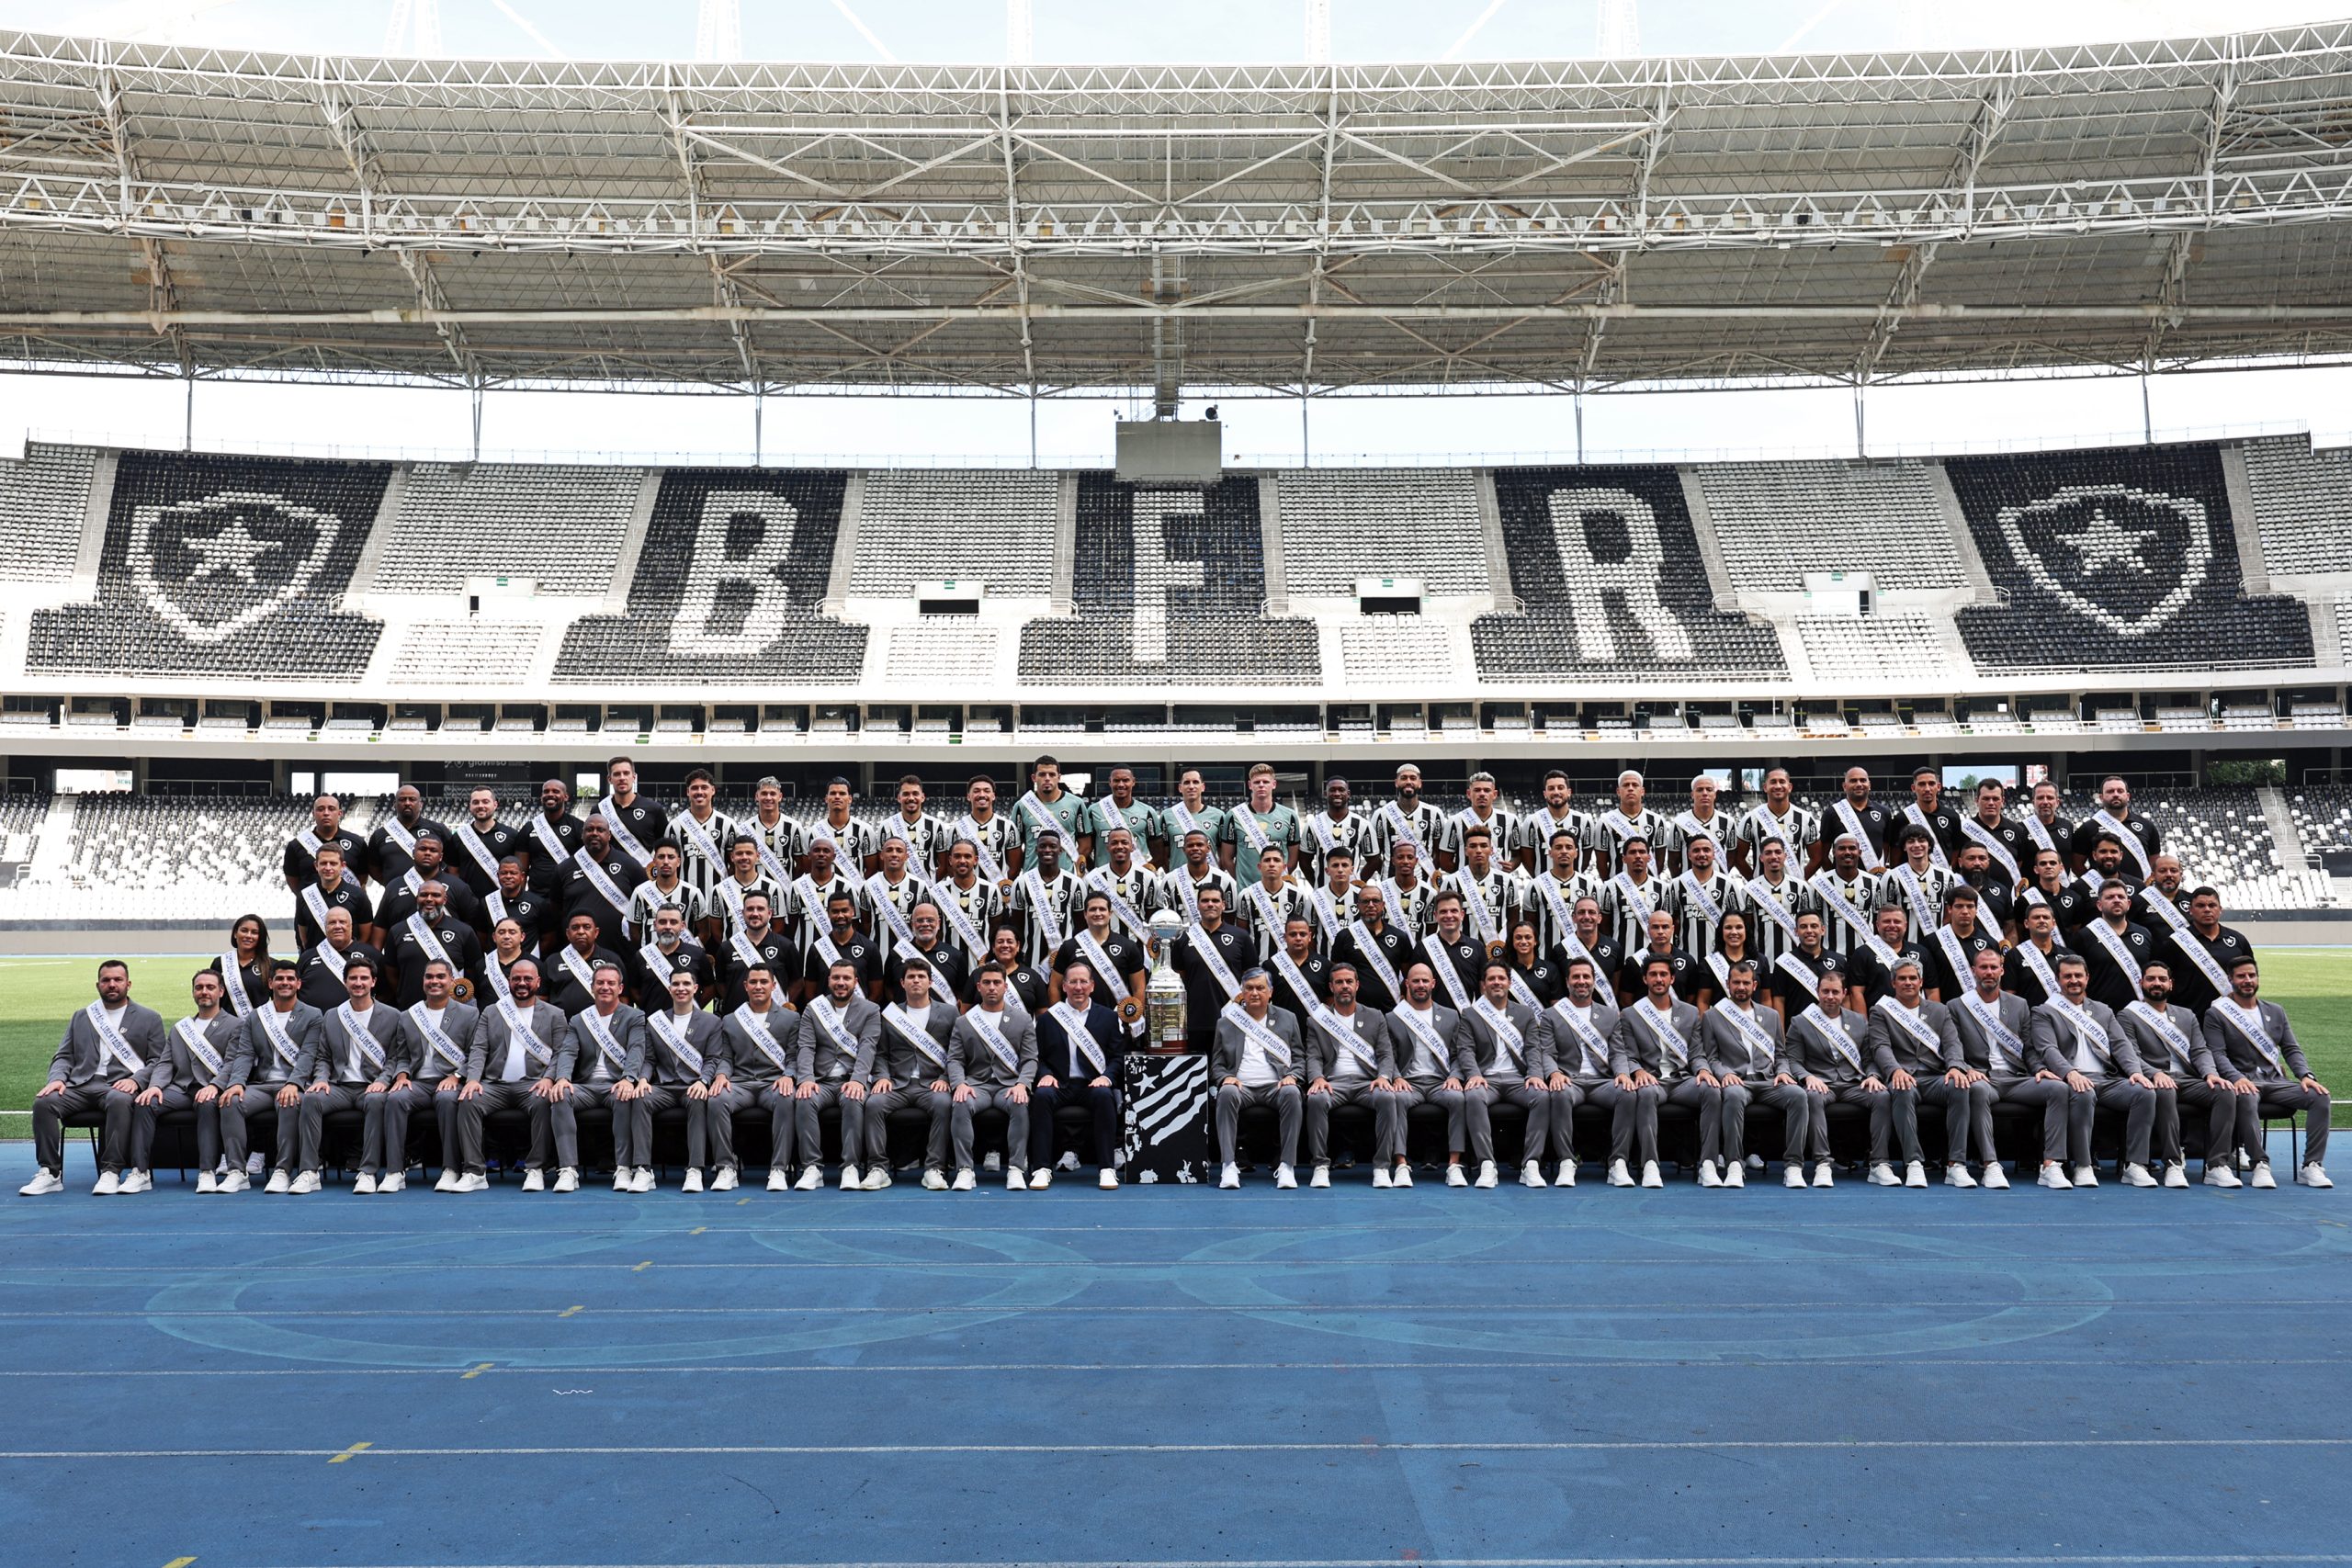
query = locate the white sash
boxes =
[1457,873,1503,947]
[406,914,456,973]
[1903,804,1953,872]
[1891,864,1937,934]
[1534,874,1579,948]
[751,824,795,886]
[401,868,424,897]
[1219,1001,1293,1073]
[1172,870,1204,924]
[1047,1001,1107,1077]
[256,1004,301,1074]
[86,1001,143,1075]
[453,819,504,882]
[220,953,257,1017]
[2125,1000,2197,1075]
[1961,992,2030,1074]
[2086,920,2144,998]
[2045,996,2115,1066]
[1472,997,1525,1072]
[1718,1003,1779,1076]
[728,931,767,976]
[791,874,836,942]
[2217,1003,2289,1076]
[1808,872,1897,964]
[495,998,548,1069]
[1831,799,1871,857]
[1775,949,1825,1001]
[301,881,333,935]
[1706,951,1731,994]
[1935,925,1973,989]
[2016,942,2063,1001]
[407,1002,465,1073]
[1875,997,1944,1060]
[808,818,866,882]
[1075,927,1125,991]
[2140,889,2191,936]
[1674,810,1724,854]
[579,1007,631,1077]
[335,1001,386,1075]
[1379,801,1430,857]
[1168,801,1209,850]
[1634,998,1690,1074]
[1186,922,1243,999]
[1306,810,1340,856]
[1232,806,1275,858]
[732,1006,791,1072]
[529,814,570,867]
[1391,1004,1449,1077]
[1087,866,1153,944]
[311,940,348,985]
[1302,994,1376,1077]
[1021,868,1069,953]
[1345,919,1403,1000]
[1096,798,1133,840]
[936,882,990,957]
[600,795,654,868]
[649,1009,706,1076]
[1307,885,1345,944]
[298,827,362,888]
[714,876,750,929]
[558,944,597,994]
[882,1001,945,1067]
[1958,814,2022,885]
[1611,873,1657,932]
[2093,808,2154,878]
[1245,880,1288,943]
[1426,941,1475,1011]
[966,1007,1019,1074]
[2169,928,2234,998]
[485,889,514,931]
[379,815,418,859]
[1549,1001,1612,1077]
[1801,1005,1862,1071]
[672,808,727,872]
[639,940,680,990]
[1676,871,1726,930]
[1379,877,1423,931]
[810,997,861,1068]
[1505,965,1541,1011]
[2024,814,2059,859]
[1745,878,1800,946]
[1015,790,1068,851]
[571,849,631,914]
[1599,808,1645,848]
[954,815,1009,883]
[175,1015,223,1076]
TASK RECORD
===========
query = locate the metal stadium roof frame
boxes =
[0,22,2348,394]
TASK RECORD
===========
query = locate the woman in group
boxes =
[1706,911,1759,1010]
[1502,918,1565,1009]
[205,913,270,1019]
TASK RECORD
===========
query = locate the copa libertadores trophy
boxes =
[1145,908,1188,1049]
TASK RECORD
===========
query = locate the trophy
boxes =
[1145,908,1188,1051]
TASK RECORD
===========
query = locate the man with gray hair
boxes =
[1213,969,1305,1190]
[1866,955,1966,1190]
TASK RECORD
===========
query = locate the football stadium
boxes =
[4,3,2352,1564]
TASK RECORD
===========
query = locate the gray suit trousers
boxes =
[1215,1081,1300,1168]
[952,1087,1029,1173]
[546,1081,618,1171]
[459,1079,548,1174]
[2149,1080,2234,1167]
[297,1082,392,1176]
[1890,1076,1992,1167]
[730,1081,797,1171]
[2254,1083,2329,1167]
[1546,1080,1589,1164]
[795,1082,863,1169]
[1984,1076,2071,1164]
[2067,1077,2154,1167]
[1379,1077,1467,1156]
[31,1082,124,1176]
[220,1083,302,1174]
[1463,1079,1550,1166]
[1306,1078,1387,1165]
[129,1086,219,1174]
[1828,1082,1893,1165]
[618,1084,704,1169]
[862,1084,951,1171]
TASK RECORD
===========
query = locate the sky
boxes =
[0,0,2346,466]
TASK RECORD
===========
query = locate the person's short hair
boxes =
[893,955,938,986]
[1726,958,1758,977]
[1239,966,1270,984]
[826,959,859,977]
[1912,766,1938,783]
[684,767,714,787]
[1431,890,1464,909]
[1463,825,1491,843]
[2228,955,2259,975]
[758,775,786,793]
[1643,956,1674,976]
[2055,953,2088,973]
[269,957,301,976]
[1482,960,1511,981]
[2139,960,2171,980]
[1328,961,1358,978]
[1889,957,1923,980]
[1565,957,1594,977]
[2189,886,2221,903]
[975,961,1007,981]
[1248,762,1275,781]
[741,891,770,909]
[592,960,626,977]
[497,855,525,872]
[1060,958,1095,985]
[1620,834,1650,851]
[1945,887,1978,908]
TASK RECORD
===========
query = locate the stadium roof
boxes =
[0,22,2350,396]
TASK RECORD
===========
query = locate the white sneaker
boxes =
[290,1170,322,1195]
[1372,1166,1393,1190]
[1029,1168,1053,1190]
[1474,1161,1498,1190]
[712,1167,739,1192]
[611,1169,632,1192]
[1607,1159,1634,1188]
[194,1171,218,1195]
[2251,1163,2278,1190]
[1098,1168,1119,1190]
[1275,1164,1298,1190]
[682,1169,705,1194]
[514,1170,538,1193]
[768,1168,792,1192]
[1811,1161,1835,1188]
[1903,1160,1928,1190]
[17,1170,61,1196]
[91,1170,120,1196]
[1312,1166,1332,1189]
[1554,1162,1576,1188]
[2121,1164,2157,1188]
[433,1170,459,1194]
[1944,1163,1976,1189]
[2201,1164,2240,1188]
[2299,1164,2334,1189]
[630,1168,655,1193]
[1640,1160,1663,1189]
[119,1168,149,1194]
[553,1168,579,1193]
[1982,1163,2010,1190]
[245,1153,266,1178]
[922,1169,949,1191]
[218,1170,250,1194]
[378,1172,404,1194]
[1783,1165,1807,1189]
[1006,1167,1026,1190]
[1697,1163,1722,1189]
[1446,1163,1470,1188]
[863,1168,893,1190]
[794,1167,823,1191]
[1219,1164,1241,1190]
[1867,1163,1900,1187]
[1520,1161,1545,1189]
[2072,1165,2098,1189]
[2163,1163,2189,1189]
[1724,1163,1744,1190]
[1745,1154,1766,1172]
[839,1165,862,1190]
[265,1169,292,1194]
[982,1151,1001,1173]
[2038,1162,2073,1190]
[459,1172,492,1193]
[952,1168,976,1191]
[1391,1163,1414,1188]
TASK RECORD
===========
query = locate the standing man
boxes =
[298,955,403,1195]
[951,774,1023,885]
[1365,764,1443,877]
[2165,886,2252,1017]
[667,769,739,906]
[1734,768,1818,878]
[2202,956,2331,1189]
[2073,774,2161,881]
[597,755,670,873]
[517,778,585,901]
[476,858,553,954]
[947,964,1035,1190]
[366,784,448,891]
[375,832,481,941]
[930,840,1005,972]
[1808,833,1883,963]
[1890,767,1962,872]
[2077,880,2157,1011]
[1224,763,1300,892]
[1157,767,1229,875]
[284,795,367,909]
[1666,833,1741,958]
[1299,776,1370,886]
[1877,825,1956,946]
[382,880,485,1009]
[1514,770,1590,878]
[1666,773,1735,874]
[1031,960,1125,1189]
[804,776,881,879]
[2018,780,2075,876]
[714,892,794,1012]
[1212,969,1305,1190]
[1090,766,1159,873]
[21,959,165,1197]
[1825,768,1897,873]
[1333,882,1414,1015]
[560,815,643,954]
[445,786,522,904]
[1010,829,1084,970]
[292,843,371,951]
[297,908,382,1012]
[1440,772,1517,876]
[1444,825,1527,957]
[711,964,800,1191]
[743,776,809,887]
[1599,836,1669,957]
[1955,778,2028,893]
[454,957,564,1192]
[1586,771,1672,880]
[708,836,786,947]
[1738,835,1816,973]
[1172,885,1251,1055]
[1012,756,1094,871]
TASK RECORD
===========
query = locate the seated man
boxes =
[2117,959,2228,1189]
[1774,969,1884,1189]
[1031,959,1125,1190]
[1303,962,1395,1190]
[1212,969,1305,1190]
[299,955,403,1194]
[710,964,799,1192]
[865,959,956,1191]
[222,960,324,1196]
[1695,957,1794,1190]
[392,960,484,1194]
[1605,956,1707,1189]
[620,968,725,1194]
[2030,953,2156,1190]
[1531,956,1619,1189]
[1451,959,1551,1190]
[948,963,1035,1190]
[1945,944,2064,1190]
[550,963,642,1190]
[1374,962,1465,1188]
[22,959,166,1197]
[458,957,566,1192]
[130,969,241,1193]
[2201,955,2332,1189]
[795,959,884,1190]
[1865,956,1966,1190]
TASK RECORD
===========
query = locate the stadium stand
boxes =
[1272,468,1491,596]
[2291,786,2352,860]
[1949,443,2314,673]
[1017,473,1320,685]
[883,621,1001,685]
[1795,615,1957,681]
[552,468,867,685]
[0,791,47,866]
[0,442,96,582]
[2237,434,2352,578]
[371,463,642,596]
[0,795,376,921]
[390,622,548,683]
[25,450,390,679]
[1338,618,1466,685]
[1695,459,1964,592]
[851,469,1060,598]
[1473,466,1785,681]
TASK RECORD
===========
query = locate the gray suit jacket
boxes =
[716,1002,800,1086]
[464,1000,566,1082]
[1385,1002,1460,1082]
[559,1003,646,1083]
[143,1011,243,1091]
[2030,997,2142,1079]
[949,1006,1037,1089]
[1210,1005,1305,1085]
[1866,997,1962,1077]
[392,1000,481,1082]
[231,1002,325,1088]
[2119,1001,2218,1080]
[1450,1000,1546,1080]
[1610,998,1702,1080]
[642,1007,722,1086]
[796,995,882,1082]
[46,1000,167,1087]
[1534,998,1621,1084]
[1946,988,2038,1078]
[305,1000,404,1086]
[874,998,957,1083]
[2202,998,2308,1083]
[1697,1002,1783,1081]
[1780,1004,1871,1086]
[1306,1004,1393,1083]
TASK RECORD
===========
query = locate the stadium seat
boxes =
[373,462,642,597]
[1696,458,1964,593]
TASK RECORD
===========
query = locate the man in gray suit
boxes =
[457,956,566,1192]
[1375,962,1464,1188]
[1303,962,1396,1187]
[551,963,642,1190]
[1532,956,1618,1188]
[1695,957,1795,1189]
[949,963,1035,1189]
[2202,954,2332,1189]
[1866,956,1965,1190]
[622,968,724,1193]
[299,954,404,1192]
[2117,959,2227,1189]
[796,958,884,1190]
[1775,967,1885,1188]
[1213,969,1304,1190]
[865,959,957,1190]
[22,958,167,1196]
[390,961,482,1193]
[1606,957,1707,1188]
[709,964,799,1191]
[130,969,242,1192]
[1453,959,1551,1190]
[1946,943,2064,1190]
[221,960,325,1195]
[2030,953,2157,1189]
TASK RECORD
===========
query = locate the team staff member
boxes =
[947,964,1035,1190]
[221,959,322,1195]
[862,960,957,1191]
[1029,959,1126,1189]
[1695,958,1789,1190]
[19,959,166,1197]
[620,968,725,1194]
[2202,956,2331,1190]
[455,956,566,1193]
[297,955,403,1195]
[1452,960,1550,1190]
[396,960,484,1194]
[547,962,640,1191]
[1945,945,2056,1190]
[1212,969,1305,1190]
[560,815,645,953]
[383,880,487,1010]
[710,964,801,1191]
[1532,956,1620,1188]
[796,959,883,1191]
[2030,954,2155,1190]
[297,908,383,1011]
[1866,957,1964,1190]
[130,970,241,1193]
[1605,956,1705,1190]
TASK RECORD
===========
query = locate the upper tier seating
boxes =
[26,451,390,679]
[390,622,547,684]
[1017,473,1320,685]
[1695,458,1963,592]
[0,443,96,582]
[1339,618,1465,685]
[883,621,1001,685]
[553,469,867,684]
[2237,435,2352,578]
[1473,466,1785,681]
[1273,468,1490,596]
[1949,443,2312,673]
[372,463,641,597]
[851,469,1059,598]
[1796,615,1955,681]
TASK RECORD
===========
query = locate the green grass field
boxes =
[4,948,2349,1124]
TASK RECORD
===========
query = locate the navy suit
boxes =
[1030,1001,1126,1171]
